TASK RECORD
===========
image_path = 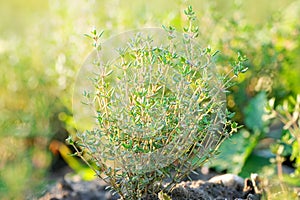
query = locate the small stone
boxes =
[208,174,244,190]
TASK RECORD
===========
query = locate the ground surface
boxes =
[39,169,262,200]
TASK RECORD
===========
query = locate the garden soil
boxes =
[39,170,262,200]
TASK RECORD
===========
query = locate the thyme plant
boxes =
[69,6,247,199]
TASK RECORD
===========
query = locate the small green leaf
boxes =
[66,136,74,145]
[105,69,113,76]
[122,140,133,149]
[98,30,104,38]
[84,33,92,39]
[212,50,220,57]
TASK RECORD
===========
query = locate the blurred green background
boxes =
[0,0,300,199]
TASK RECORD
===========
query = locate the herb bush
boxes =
[68,6,247,199]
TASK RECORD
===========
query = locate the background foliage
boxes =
[0,0,299,199]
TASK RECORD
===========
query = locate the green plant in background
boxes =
[68,6,247,199]
[266,95,300,185]
[0,1,102,198]
[203,0,300,182]
[209,92,269,175]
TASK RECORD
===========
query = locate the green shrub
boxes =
[68,6,247,199]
